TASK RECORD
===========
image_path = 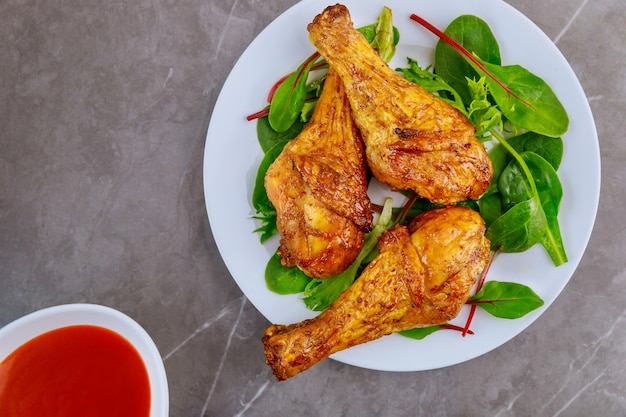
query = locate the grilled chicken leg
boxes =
[307,5,493,205]
[263,206,491,380]
[264,69,373,278]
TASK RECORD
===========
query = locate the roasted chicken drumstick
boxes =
[307,4,493,205]
[264,69,373,278]
[263,206,491,380]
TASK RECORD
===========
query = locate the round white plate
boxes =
[0,304,169,416]
[203,0,600,371]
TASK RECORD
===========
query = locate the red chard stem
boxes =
[441,323,474,335]
[246,107,269,121]
[462,249,499,336]
[267,73,292,103]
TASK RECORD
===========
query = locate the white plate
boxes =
[203,0,600,371]
[0,304,169,416]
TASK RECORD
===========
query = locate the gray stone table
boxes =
[1,0,624,415]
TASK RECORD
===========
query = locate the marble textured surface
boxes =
[1,0,624,415]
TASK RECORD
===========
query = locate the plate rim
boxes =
[203,0,600,372]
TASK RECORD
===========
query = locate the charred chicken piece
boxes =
[264,69,373,279]
[263,206,491,380]
[307,4,493,206]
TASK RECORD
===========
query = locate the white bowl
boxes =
[0,303,169,417]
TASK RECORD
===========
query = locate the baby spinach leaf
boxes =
[478,192,502,227]
[486,196,546,252]
[483,131,563,201]
[399,326,441,340]
[435,14,501,105]
[265,252,312,294]
[481,141,510,198]
[493,147,548,250]
[412,13,569,138]
[499,152,567,265]
[268,54,319,133]
[498,155,535,212]
[252,141,288,242]
[302,271,356,312]
[256,116,305,153]
[507,132,563,170]
[469,281,544,319]
[477,60,569,137]
[252,141,288,213]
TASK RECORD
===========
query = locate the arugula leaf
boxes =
[396,58,467,115]
[466,76,503,137]
[469,281,544,319]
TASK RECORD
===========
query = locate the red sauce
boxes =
[0,325,151,417]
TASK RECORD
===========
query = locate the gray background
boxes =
[1,0,624,415]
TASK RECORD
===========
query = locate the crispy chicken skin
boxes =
[264,69,373,279]
[307,4,493,205]
[263,207,491,380]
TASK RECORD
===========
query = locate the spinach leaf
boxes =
[469,281,544,319]
[268,54,320,132]
[499,151,567,265]
[416,13,569,137]
[252,141,288,242]
[486,196,547,252]
[265,252,312,294]
[481,138,510,198]
[478,192,502,227]
[483,131,563,200]
[476,60,569,137]
[435,14,501,105]
[302,271,356,312]
[506,132,563,170]
[256,116,305,153]
[399,326,441,340]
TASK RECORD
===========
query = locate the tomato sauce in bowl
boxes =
[0,324,151,417]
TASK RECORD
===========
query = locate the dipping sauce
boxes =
[0,325,151,417]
